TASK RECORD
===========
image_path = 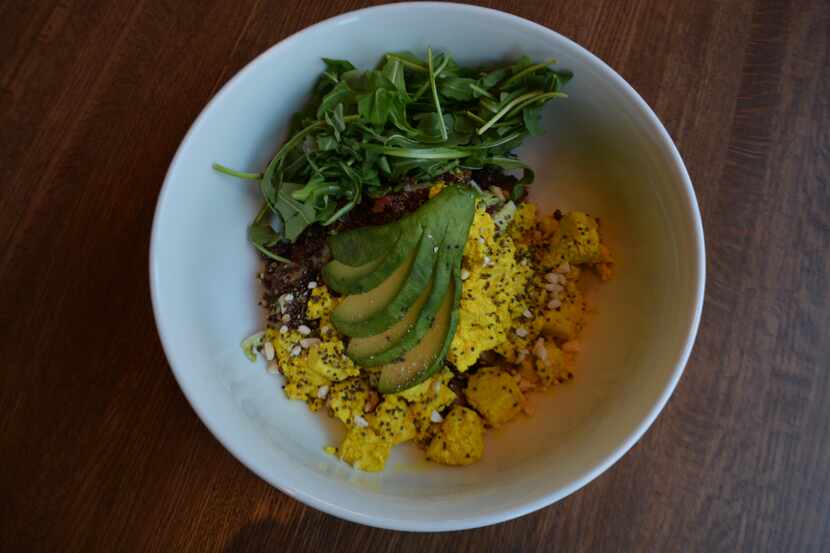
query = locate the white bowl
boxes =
[150,2,704,531]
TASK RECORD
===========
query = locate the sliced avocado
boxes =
[374,189,475,392]
[322,184,477,392]
[322,218,422,295]
[346,274,434,361]
[376,270,460,394]
[332,222,445,337]
[348,245,452,366]
[328,220,402,267]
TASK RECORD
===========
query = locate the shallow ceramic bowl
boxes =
[150,2,705,531]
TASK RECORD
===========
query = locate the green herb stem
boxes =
[384,53,427,72]
[364,145,471,159]
[212,163,263,180]
[427,48,448,141]
[477,91,546,135]
[501,58,557,89]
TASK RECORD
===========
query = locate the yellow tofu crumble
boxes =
[466,367,524,427]
[258,189,613,472]
[426,406,485,465]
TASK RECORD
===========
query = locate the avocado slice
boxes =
[328,220,402,267]
[373,189,475,392]
[376,268,461,394]
[322,218,423,295]
[332,222,445,337]
[322,185,477,392]
[347,244,452,366]
[345,272,434,361]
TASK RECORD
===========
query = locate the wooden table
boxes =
[2,1,828,551]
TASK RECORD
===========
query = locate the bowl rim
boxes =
[149,1,705,531]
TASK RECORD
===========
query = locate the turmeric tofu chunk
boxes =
[465,366,524,427]
[327,378,369,426]
[307,341,359,382]
[542,281,584,340]
[337,426,392,472]
[367,395,416,445]
[541,211,602,268]
[558,211,601,264]
[532,338,566,386]
[410,380,458,445]
[426,406,485,466]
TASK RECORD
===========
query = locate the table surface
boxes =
[2,1,829,551]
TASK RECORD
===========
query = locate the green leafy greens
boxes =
[213,49,572,260]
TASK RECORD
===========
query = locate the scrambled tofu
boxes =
[465,366,524,427]
[508,202,537,245]
[259,191,612,472]
[533,338,567,386]
[327,377,370,425]
[409,376,458,445]
[337,427,392,472]
[449,206,533,372]
[367,395,416,445]
[426,406,485,465]
[542,279,585,341]
[541,211,602,268]
[307,285,335,320]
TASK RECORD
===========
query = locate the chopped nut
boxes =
[430,410,444,423]
[316,385,329,399]
[300,337,321,349]
[262,341,275,361]
[545,272,564,284]
[533,338,549,365]
[297,325,312,335]
[354,415,369,428]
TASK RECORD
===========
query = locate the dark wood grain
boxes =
[2,1,828,551]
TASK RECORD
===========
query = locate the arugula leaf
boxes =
[358,88,401,127]
[275,181,318,241]
[323,58,355,76]
[213,50,574,261]
[247,204,292,263]
[481,67,508,88]
[522,105,544,136]
[317,81,354,116]
[382,58,407,93]
[440,77,477,101]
